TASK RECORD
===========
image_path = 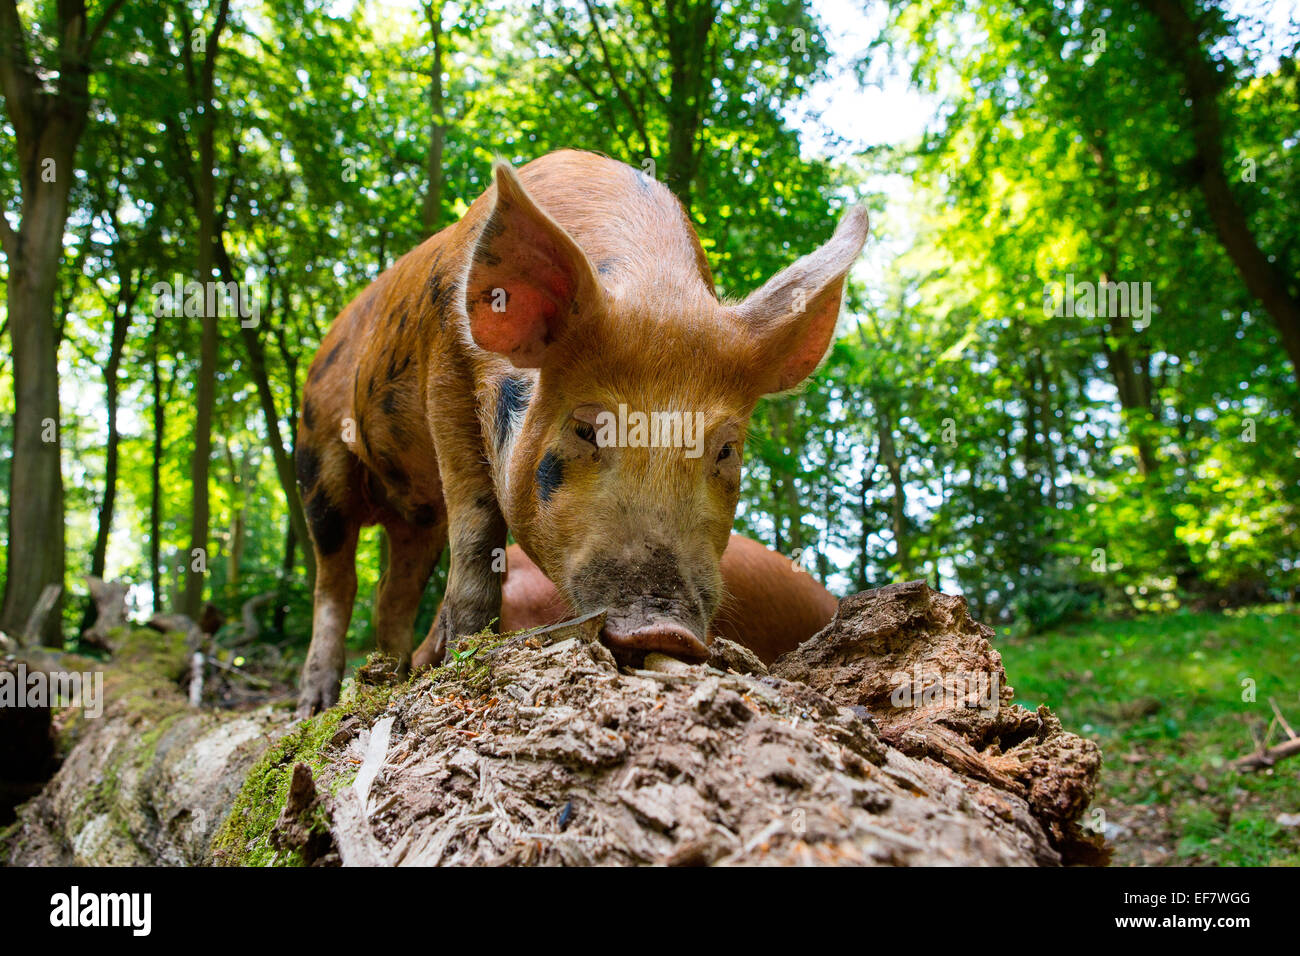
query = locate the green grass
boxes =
[997,605,1300,867]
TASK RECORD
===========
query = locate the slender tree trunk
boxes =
[89,282,134,580]
[876,403,911,578]
[181,0,232,617]
[421,0,446,234]
[855,436,877,591]
[217,243,317,586]
[150,321,165,615]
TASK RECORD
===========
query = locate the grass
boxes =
[997,605,1300,866]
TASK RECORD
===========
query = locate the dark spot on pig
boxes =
[536,451,564,503]
[481,205,507,241]
[411,503,440,527]
[306,492,347,556]
[295,446,320,492]
[426,263,454,321]
[473,209,506,267]
[301,400,315,431]
[309,342,343,383]
[381,390,399,416]
[597,258,618,276]
[387,351,411,382]
[494,377,531,450]
[397,310,408,331]
[458,519,507,575]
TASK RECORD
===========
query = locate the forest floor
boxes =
[998,606,1300,866]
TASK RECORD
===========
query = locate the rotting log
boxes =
[2,581,1107,866]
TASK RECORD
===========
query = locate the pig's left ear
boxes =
[463,159,602,368]
[733,206,869,393]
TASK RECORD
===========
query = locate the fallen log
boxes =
[2,581,1106,866]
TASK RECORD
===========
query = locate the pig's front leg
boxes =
[426,486,507,664]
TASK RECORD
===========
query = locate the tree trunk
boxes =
[2,261,67,646]
[0,0,117,646]
[222,243,316,587]
[876,404,911,578]
[150,316,167,615]
[180,0,232,618]
[421,0,446,234]
[661,0,717,206]
[88,283,134,580]
[2,581,1105,866]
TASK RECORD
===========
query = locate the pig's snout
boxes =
[569,545,716,663]
[601,614,710,661]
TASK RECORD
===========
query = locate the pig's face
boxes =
[504,315,759,659]
[463,156,868,659]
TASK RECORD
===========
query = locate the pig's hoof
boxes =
[601,623,710,662]
[296,680,340,719]
[411,633,444,672]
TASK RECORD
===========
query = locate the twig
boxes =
[1269,697,1297,740]
[1230,736,1300,772]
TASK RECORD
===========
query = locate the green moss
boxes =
[210,625,527,866]
[210,672,413,866]
[432,626,513,696]
[210,708,343,867]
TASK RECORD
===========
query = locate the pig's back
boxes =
[712,535,839,664]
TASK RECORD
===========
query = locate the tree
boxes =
[0,0,129,643]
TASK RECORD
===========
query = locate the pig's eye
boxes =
[716,442,734,463]
[574,420,598,447]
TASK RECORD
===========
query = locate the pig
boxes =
[411,535,839,667]
[294,149,868,715]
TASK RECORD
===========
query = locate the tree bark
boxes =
[219,243,317,587]
[2,582,1105,866]
[661,0,717,206]
[88,278,136,581]
[149,314,168,615]
[180,0,232,617]
[0,0,118,644]
[421,0,446,234]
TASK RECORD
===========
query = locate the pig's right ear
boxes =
[732,205,869,393]
[463,160,601,368]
